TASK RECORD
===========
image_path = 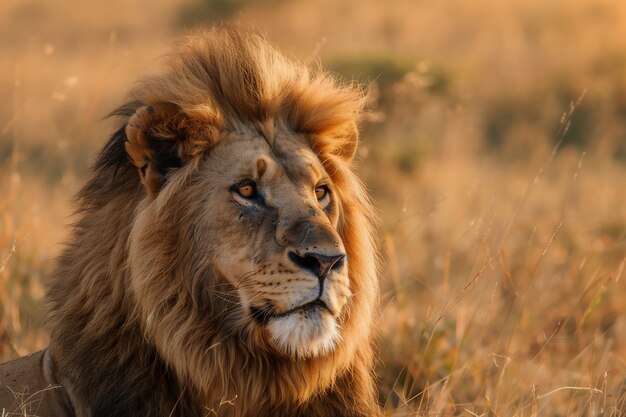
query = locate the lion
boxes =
[0,27,381,417]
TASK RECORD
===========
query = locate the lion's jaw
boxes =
[242,247,350,358]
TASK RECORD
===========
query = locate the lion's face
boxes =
[195,131,351,358]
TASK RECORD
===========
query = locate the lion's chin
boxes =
[266,307,340,359]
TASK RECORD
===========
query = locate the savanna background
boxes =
[1,0,625,415]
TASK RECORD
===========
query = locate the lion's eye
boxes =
[238,184,255,198]
[315,185,329,201]
[234,181,258,199]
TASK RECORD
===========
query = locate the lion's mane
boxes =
[46,27,380,417]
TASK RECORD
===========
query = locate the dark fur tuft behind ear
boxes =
[94,100,145,174]
[95,126,129,172]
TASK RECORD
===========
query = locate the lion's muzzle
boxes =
[249,218,351,358]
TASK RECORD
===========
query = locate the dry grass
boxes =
[1,0,626,415]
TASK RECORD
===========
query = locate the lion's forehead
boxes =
[211,131,327,189]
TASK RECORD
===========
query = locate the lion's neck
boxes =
[46,171,192,416]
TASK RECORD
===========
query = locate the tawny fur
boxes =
[2,27,381,417]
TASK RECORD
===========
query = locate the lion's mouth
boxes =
[251,299,329,326]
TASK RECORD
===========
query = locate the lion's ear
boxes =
[124,103,200,197]
[124,104,184,197]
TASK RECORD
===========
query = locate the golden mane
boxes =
[110,27,365,164]
[44,27,381,417]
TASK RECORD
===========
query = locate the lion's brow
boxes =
[256,158,268,178]
[308,163,321,179]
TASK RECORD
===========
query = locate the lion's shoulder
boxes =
[0,350,73,417]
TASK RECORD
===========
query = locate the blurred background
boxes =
[1,0,625,415]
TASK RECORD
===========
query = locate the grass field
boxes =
[1,0,626,415]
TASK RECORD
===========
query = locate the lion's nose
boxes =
[288,251,346,279]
